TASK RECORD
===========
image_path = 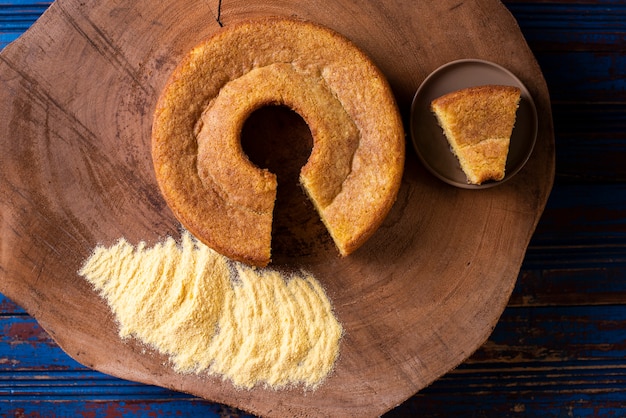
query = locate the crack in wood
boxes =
[216,0,223,27]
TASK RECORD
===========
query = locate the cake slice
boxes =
[431,85,521,185]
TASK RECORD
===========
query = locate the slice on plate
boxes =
[431,84,521,185]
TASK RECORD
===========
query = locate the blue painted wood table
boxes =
[1,0,625,416]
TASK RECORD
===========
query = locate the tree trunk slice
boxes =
[0,0,554,416]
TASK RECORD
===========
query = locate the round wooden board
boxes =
[0,0,555,416]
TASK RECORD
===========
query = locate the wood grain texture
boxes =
[0,0,553,416]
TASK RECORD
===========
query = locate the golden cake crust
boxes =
[152,18,405,266]
[431,85,521,185]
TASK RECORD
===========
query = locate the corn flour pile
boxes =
[79,231,343,390]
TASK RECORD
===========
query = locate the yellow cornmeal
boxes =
[79,231,343,390]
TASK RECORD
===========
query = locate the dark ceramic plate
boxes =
[410,59,538,189]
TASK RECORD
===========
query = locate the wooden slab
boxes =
[0,0,555,416]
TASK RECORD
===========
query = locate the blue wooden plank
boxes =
[528,199,626,267]
[0,0,53,4]
[543,183,626,237]
[476,305,626,362]
[512,266,626,306]
[505,1,626,34]
[0,294,25,315]
[534,51,626,102]
[538,104,625,182]
[1,371,185,400]
[543,116,624,179]
[502,0,626,95]
[0,2,51,49]
[504,1,626,104]
[390,388,626,417]
[2,400,253,417]
[0,316,87,371]
[0,4,51,27]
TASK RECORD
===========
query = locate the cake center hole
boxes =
[241,105,312,183]
[240,105,334,264]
